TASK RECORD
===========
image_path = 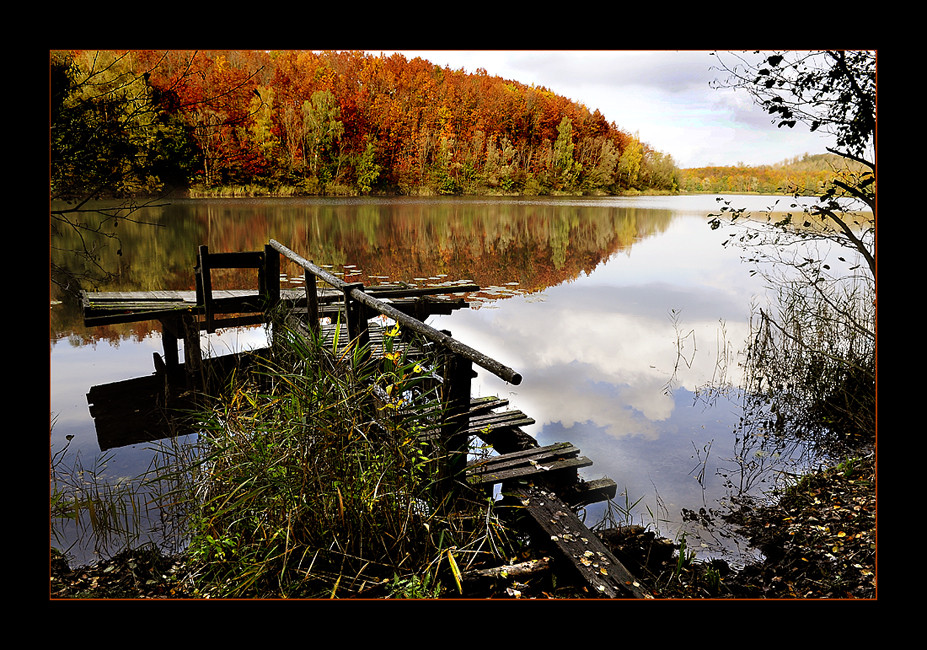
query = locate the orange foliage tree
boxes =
[80,49,675,196]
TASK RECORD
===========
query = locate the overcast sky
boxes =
[376,50,838,169]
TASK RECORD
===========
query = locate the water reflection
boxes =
[50,194,831,566]
[424,198,827,560]
[427,245,769,556]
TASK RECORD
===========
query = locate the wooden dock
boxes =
[79,240,651,598]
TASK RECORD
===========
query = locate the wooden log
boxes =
[460,557,553,586]
[353,286,522,385]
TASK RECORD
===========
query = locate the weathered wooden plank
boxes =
[86,301,188,312]
[83,307,199,327]
[469,409,531,424]
[306,283,476,304]
[466,442,590,486]
[203,251,265,269]
[81,283,471,307]
[561,478,619,508]
[469,441,576,467]
[502,483,651,598]
[468,456,592,486]
[469,396,510,416]
[468,410,536,434]
[79,285,468,328]
[467,417,536,436]
[361,283,479,298]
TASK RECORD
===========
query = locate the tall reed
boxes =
[51,439,149,563]
[175,317,519,598]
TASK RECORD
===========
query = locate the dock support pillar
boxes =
[181,312,203,389]
[160,317,181,370]
[442,352,474,502]
[343,282,370,362]
[262,243,280,307]
[304,266,320,335]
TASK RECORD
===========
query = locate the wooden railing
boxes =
[268,240,522,385]
[195,244,280,333]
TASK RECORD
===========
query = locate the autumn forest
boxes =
[51,49,844,201]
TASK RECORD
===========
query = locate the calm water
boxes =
[50,194,833,567]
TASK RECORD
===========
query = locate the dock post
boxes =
[182,311,203,389]
[159,317,181,370]
[442,352,473,501]
[195,245,216,333]
[304,267,320,335]
[343,282,370,361]
[262,243,280,307]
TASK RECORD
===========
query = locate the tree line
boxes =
[678,153,869,195]
[50,49,683,200]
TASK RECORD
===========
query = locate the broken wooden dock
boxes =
[79,239,650,598]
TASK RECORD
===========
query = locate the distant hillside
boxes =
[679,153,868,195]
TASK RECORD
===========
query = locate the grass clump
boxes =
[50,436,166,565]
[175,319,519,598]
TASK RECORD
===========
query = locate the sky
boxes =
[375,50,839,169]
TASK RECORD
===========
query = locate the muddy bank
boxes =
[597,451,876,599]
[50,452,875,599]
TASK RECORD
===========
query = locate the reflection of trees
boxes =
[51,199,676,343]
[281,201,675,293]
[50,51,264,298]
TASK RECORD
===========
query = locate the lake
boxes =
[49,193,840,568]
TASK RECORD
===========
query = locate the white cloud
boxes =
[381,50,837,168]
